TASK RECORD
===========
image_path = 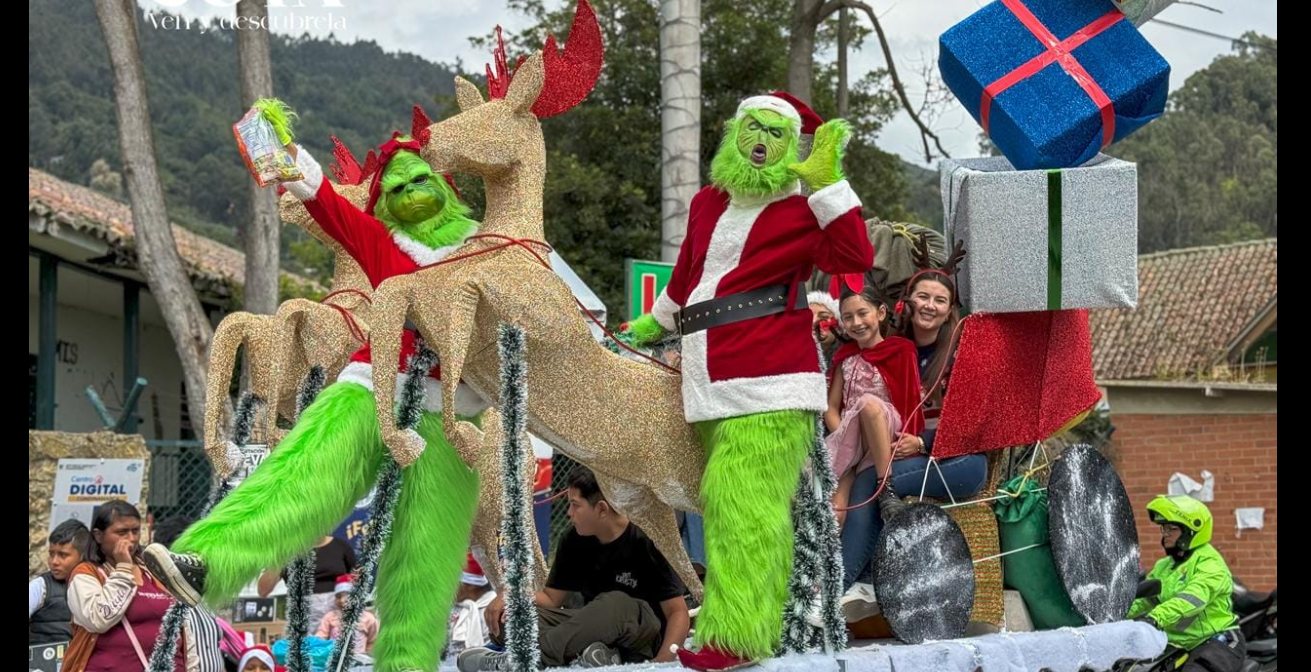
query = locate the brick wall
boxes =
[1112,413,1277,590]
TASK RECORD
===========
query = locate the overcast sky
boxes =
[142,0,1278,166]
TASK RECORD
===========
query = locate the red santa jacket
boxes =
[651,180,874,422]
[285,146,485,415]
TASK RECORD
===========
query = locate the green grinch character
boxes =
[625,92,874,670]
[145,100,485,672]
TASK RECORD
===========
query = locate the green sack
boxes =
[994,475,1085,629]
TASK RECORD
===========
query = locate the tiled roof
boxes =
[1090,239,1277,380]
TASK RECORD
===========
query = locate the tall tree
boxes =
[93,0,213,433]
[235,0,280,317]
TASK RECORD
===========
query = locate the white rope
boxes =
[972,542,1046,565]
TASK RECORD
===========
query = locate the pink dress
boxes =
[825,355,903,478]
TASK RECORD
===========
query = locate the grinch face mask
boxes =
[381,152,446,224]
[371,145,477,250]
[710,109,800,198]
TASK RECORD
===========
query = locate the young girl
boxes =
[823,275,925,527]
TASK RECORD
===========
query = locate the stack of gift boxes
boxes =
[930,0,1170,456]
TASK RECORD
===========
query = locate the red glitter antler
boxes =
[411,104,433,146]
[484,0,603,119]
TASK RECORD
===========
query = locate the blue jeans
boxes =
[839,453,989,589]
[677,510,707,567]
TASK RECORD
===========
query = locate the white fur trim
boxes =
[808,179,861,229]
[679,196,827,422]
[283,143,325,201]
[461,572,488,586]
[681,329,828,422]
[807,291,839,316]
[390,231,466,267]
[336,361,490,416]
[738,95,803,132]
[651,288,680,331]
[686,203,764,306]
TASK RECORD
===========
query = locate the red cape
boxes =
[831,335,925,436]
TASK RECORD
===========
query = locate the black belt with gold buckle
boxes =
[676,282,808,335]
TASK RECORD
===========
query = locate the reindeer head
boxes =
[420,0,603,179]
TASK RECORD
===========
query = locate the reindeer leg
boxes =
[468,407,505,588]
[523,436,550,590]
[595,472,704,600]
[419,278,485,458]
[204,313,257,478]
[252,302,300,449]
[468,402,549,592]
[369,277,425,466]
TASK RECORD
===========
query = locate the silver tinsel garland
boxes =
[498,323,540,672]
[327,344,435,671]
[286,365,326,672]
[780,348,847,654]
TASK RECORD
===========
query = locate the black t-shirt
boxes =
[547,523,685,637]
[284,537,358,593]
[917,341,936,375]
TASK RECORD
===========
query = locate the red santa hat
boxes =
[333,574,354,595]
[806,290,839,317]
[238,644,283,672]
[461,552,488,587]
[736,91,824,136]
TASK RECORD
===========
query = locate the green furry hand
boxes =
[253,98,297,146]
[623,313,667,347]
[787,119,851,191]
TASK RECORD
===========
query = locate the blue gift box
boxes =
[939,0,1170,170]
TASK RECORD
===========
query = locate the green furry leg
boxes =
[177,381,482,671]
[693,410,812,660]
[372,411,479,672]
[174,382,385,607]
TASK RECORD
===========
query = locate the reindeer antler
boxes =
[533,0,603,118]
[943,239,967,276]
[484,0,603,119]
[912,232,934,271]
[486,25,525,101]
[359,150,379,183]
[411,105,433,146]
[327,134,383,187]
[329,135,364,186]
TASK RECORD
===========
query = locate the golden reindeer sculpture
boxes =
[366,1,707,596]
[209,129,544,589]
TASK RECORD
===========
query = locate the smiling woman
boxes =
[895,250,966,450]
